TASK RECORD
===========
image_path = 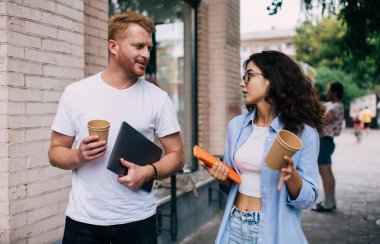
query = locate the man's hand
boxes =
[117,158,153,191]
[49,131,107,170]
[76,135,107,164]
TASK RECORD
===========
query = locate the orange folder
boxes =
[193,145,241,184]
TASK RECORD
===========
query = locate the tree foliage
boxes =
[293,17,346,69]
[109,0,183,23]
[294,17,378,92]
[269,0,380,88]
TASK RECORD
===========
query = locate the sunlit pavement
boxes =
[180,129,380,244]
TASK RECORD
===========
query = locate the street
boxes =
[180,129,380,244]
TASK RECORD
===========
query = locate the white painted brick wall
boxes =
[8,59,43,75]
[0,157,9,172]
[0,0,86,242]
[84,0,108,77]
[0,115,6,130]
[0,15,6,29]
[2,1,110,242]
[23,0,56,12]
[9,158,27,176]
[0,58,7,72]
[0,72,6,86]
[0,0,9,237]
[5,72,25,87]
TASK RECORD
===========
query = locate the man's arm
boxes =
[48,131,107,170]
[154,132,185,179]
[117,132,184,190]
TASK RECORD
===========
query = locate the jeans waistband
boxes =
[231,205,261,222]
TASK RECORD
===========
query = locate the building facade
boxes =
[240,28,316,82]
[240,28,296,62]
[0,0,241,243]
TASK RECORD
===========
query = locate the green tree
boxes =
[293,17,346,69]
[294,17,378,91]
[269,0,380,88]
[268,0,380,58]
[293,17,366,108]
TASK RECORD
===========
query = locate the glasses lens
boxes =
[244,72,251,84]
[243,72,248,83]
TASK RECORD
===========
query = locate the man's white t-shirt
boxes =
[51,73,180,225]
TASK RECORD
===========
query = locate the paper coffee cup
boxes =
[264,130,303,170]
[87,120,110,143]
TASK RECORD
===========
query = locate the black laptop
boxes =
[107,121,162,192]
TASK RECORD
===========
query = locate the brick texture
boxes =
[84,0,108,78]
[204,0,241,155]
[0,0,9,241]
[0,0,106,243]
[197,2,210,153]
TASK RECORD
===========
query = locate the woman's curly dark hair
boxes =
[243,51,323,135]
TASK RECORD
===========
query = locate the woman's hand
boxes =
[200,161,232,187]
[277,155,303,199]
[277,156,295,190]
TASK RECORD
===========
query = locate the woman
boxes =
[201,51,323,243]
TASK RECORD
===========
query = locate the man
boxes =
[312,82,344,212]
[48,12,184,243]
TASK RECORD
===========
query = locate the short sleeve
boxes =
[155,94,180,138]
[51,87,76,136]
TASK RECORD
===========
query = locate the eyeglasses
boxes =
[242,69,265,85]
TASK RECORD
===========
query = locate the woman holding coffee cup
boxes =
[201,51,323,243]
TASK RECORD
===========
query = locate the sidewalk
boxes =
[180,129,380,244]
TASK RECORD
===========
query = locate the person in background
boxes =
[352,109,363,143]
[48,12,184,244]
[361,106,374,136]
[312,81,344,212]
[201,51,323,243]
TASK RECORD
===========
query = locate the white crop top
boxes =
[234,124,269,198]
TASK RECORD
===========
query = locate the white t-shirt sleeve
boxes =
[51,87,76,136]
[155,94,180,138]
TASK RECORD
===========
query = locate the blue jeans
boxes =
[62,215,157,244]
[228,206,260,244]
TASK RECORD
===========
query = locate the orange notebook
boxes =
[193,145,241,184]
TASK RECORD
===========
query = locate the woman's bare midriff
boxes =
[234,192,262,212]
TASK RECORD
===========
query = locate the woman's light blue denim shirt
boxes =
[215,110,320,244]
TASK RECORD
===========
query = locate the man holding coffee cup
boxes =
[48,12,184,243]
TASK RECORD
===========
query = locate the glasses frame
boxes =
[242,69,265,85]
